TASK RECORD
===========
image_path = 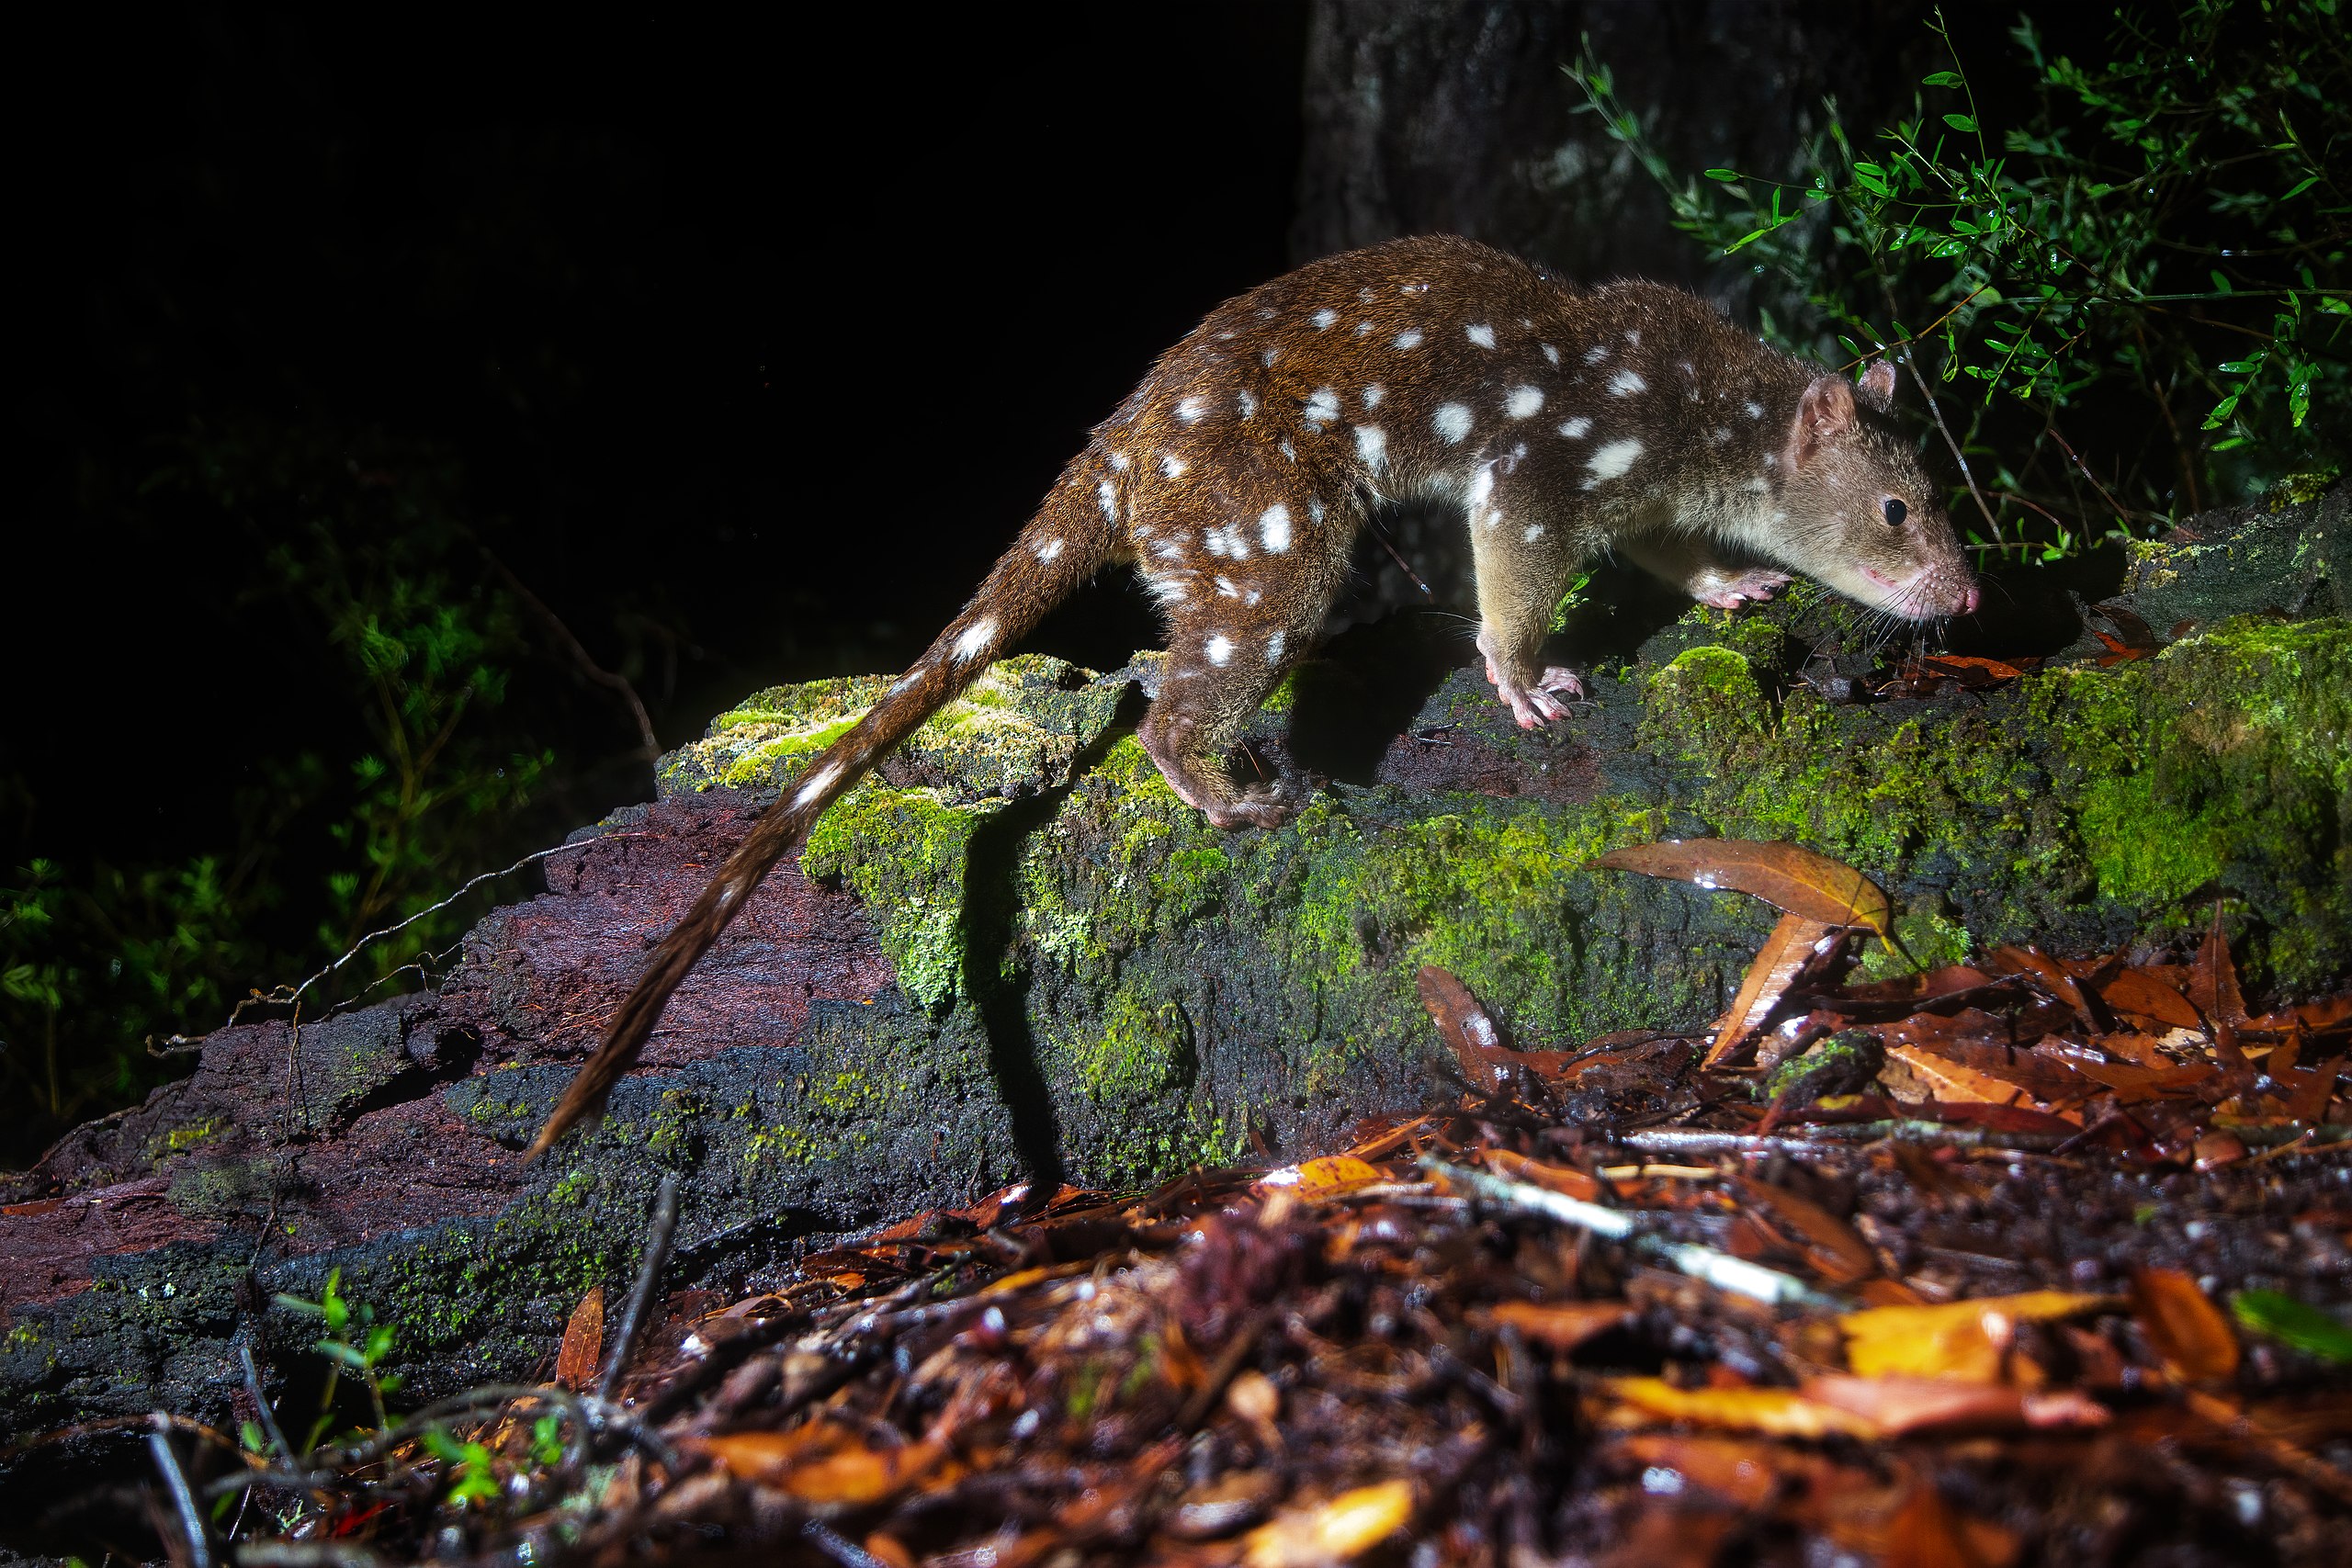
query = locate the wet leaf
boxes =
[1884,1044,2034,1109]
[1592,839,1894,944]
[1241,1479,1414,1567]
[1883,1477,2021,1568]
[2132,1268,2240,1382]
[1487,1299,1634,1349]
[1708,911,1834,1067]
[2098,969,2203,1031]
[1841,1292,2113,1382]
[2230,1290,2352,1363]
[1418,965,1514,1090]
[1735,1178,1878,1285]
[1485,1147,1601,1201]
[1804,1374,2109,1437]
[699,1424,947,1505]
[1259,1155,1385,1201]
[2190,906,2249,1028]
[1603,1377,1881,1438]
[553,1284,604,1393]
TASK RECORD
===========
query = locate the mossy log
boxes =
[2,487,2345,1494]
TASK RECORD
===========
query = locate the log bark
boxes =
[2,488,2346,1505]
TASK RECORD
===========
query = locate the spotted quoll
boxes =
[529,233,1977,1156]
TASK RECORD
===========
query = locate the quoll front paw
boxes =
[1490,665,1585,729]
[1696,569,1793,609]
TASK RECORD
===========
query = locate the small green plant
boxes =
[273,1266,401,1451]
[1577,1,2349,558]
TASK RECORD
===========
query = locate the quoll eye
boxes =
[1882,497,1907,527]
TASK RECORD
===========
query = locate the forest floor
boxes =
[103,848,2352,1568]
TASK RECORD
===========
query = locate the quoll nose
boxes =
[1960,583,1981,615]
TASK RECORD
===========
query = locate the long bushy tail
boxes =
[526,477,1120,1159]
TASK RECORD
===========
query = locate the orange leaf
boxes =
[1709,911,1835,1067]
[553,1284,604,1392]
[1841,1292,2114,1382]
[1591,839,1894,944]
[1804,1374,2110,1438]
[1484,1148,1600,1201]
[1241,1479,1414,1567]
[2190,904,2249,1028]
[698,1424,945,1505]
[1487,1300,1634,1350]
[1883,1044,2032,1109]
[2132,1267,2239,1382]
[1615,1435,1815,1508]
[2097,969,2202,1031]
[1735,1178,1878,1286]
[1603,1377,1881,1438]
[1258,1156,1384,1201]
[1883,1476,2021,1568]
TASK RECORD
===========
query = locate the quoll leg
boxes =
[1138,615,1311,830]
[1466,491,1583,729]
[1618,534,1792,609]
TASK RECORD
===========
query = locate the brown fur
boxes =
[527,235,1975,1157]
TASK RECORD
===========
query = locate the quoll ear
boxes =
[1859,357,1897,412]
[1792,374,1857,464]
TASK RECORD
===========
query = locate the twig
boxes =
[597,1172,683,1404]
[237,1343,298,1470]
[148,1415,215,1568]
[1873,272,2000,540]
[1619,1122,2072,1156]
[487,554,662,761]
[233,1546,385,1568]
[1424,1156,1847,1311]
[2046,426,2137,535]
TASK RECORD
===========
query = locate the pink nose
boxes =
[1959,583,1981,615]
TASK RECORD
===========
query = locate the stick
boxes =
[597,1172,683,1404]
[148,1415,214,1568]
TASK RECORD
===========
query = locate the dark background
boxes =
[12,6,1311,862]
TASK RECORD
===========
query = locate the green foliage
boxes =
[2232,1288,2352,1362]
[1577,1,2350,554]
[274,1266,401,1450]
[2,420,567,1155]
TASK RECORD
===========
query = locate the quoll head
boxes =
[1778,359,1979,619]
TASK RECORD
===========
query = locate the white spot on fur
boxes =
[1625,330,1641,345]
[1505,386,1544,419]
[1745,400,1764,419]
[1355,424,1387,469]
[1393,328,1424,350]
[1523,525,1544,542]
[1557,416,1591,439]
[1238,390,1258,419]
[1712,427,1731,443]
[1584,438,1644,483]
[1175,396,1207,424]
[1216,575,1239,598]
[1541,343,1560,365]
[1261,347,1280,367]
[1311,307,1338,329]
[1035,536,1065,562]
[1609,368,1647,396]
[1354,320,1374,336]
[1467,465,1496,508]
[1465,322,1497,348]
[1160,452,1187,479]
[1153,539,1185,561]
[1304,388,1340,424]
[1147,574,1188,604]
[1745,478,1770,493]
[1108,449,1130,471]
[1267,631,1286,661]
[1260,503,1293,552]
[1204,634,1235,667]
[1584,344,1610,364]
[795,761,843,809]
[1433,403,1474,443]
[1204,524,1250,559]
[1307,496,1326,523]
[1362,384,1385,408]
[1762,452,1778,469]
[1097,481,1118,521]
[1279,439,1296,462]
[954,619,997,663]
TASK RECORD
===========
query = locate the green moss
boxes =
[1065,990,1193,1106]
[146,1117,225,1161]
[803,784,997,1013]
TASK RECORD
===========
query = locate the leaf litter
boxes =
[118,841,2352,1566]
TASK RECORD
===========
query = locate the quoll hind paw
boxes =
[1494,666,1585,729]
[1203,784,1304,831]
[1698,570,1793,608]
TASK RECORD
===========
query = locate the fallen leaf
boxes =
[1487,1299,1634,1350]
[1615,1435,1827,1508]
[1709,911,1835,1067]
[1592,839,1894,944]
[553,1284,605,1392]
[2133,1268,2240,1382]
[2190,905,2249,1029]
[1841,1292,2113,1382]
[697,1423,949,1505]
[2098,970,2204,1031]
[1417,965,1516,1091]
[2231,1290,2352,1363]
[1257,1156,1384,1201]
[1735,1178,1878,1285]
[1883,1044,2033,1110]
[1883,1476,2021,1568]
[1241,1480,1414,1567]
[1803,1374,2109,1438]
[1484,1148,1601,1201]
[1603,1377,1880,1438]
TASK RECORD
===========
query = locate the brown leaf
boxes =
[1615,1435,1815,1508]
[2132,1267,2239,1382]
[1804,1374,2109,1438]
[1487,1299,1634,1350]
[1986,945,2105,1031]
[697,1422,950,1505]
[2098,969,2203,1032]
[1591,839,1894,943]
[2190,905,2249,1029]
[1735,1178,1878,1285]
[1417,965,1513,1091]
[1883,1044,2035,1110]
[1883,1477,2021,1568]
[1708,911,1835,1067]
[1484,1148,1602,1201]
[553,1284,604,1392]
